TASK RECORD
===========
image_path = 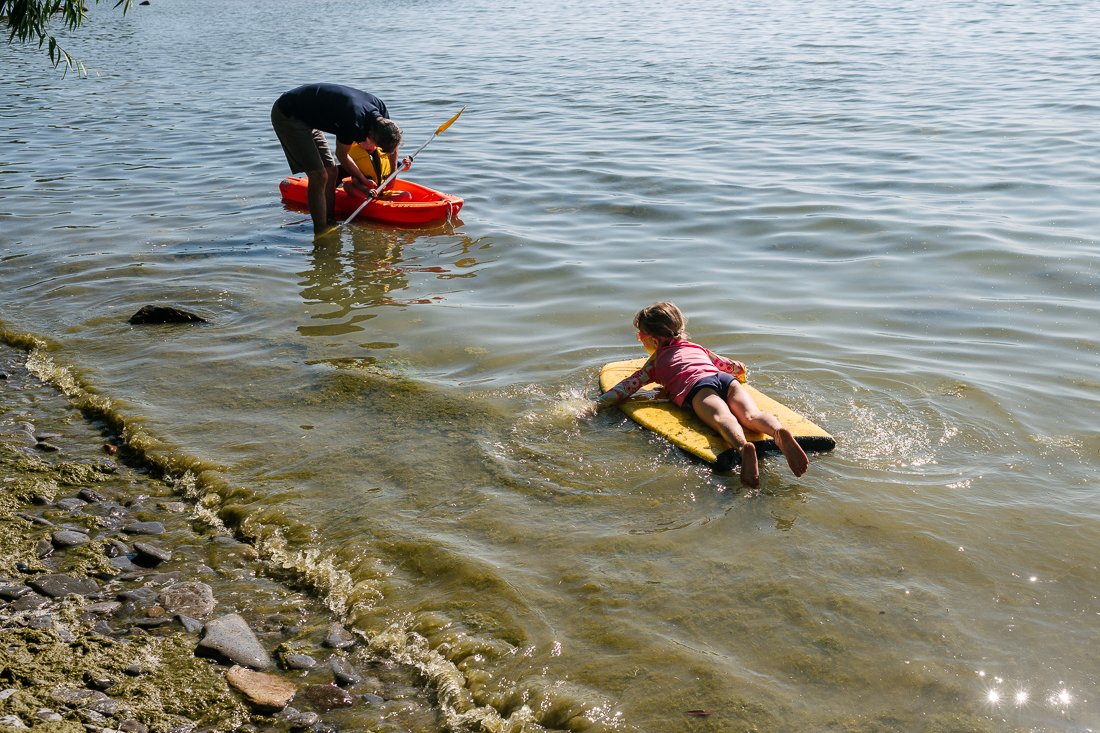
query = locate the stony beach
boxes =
[0,342,441,733]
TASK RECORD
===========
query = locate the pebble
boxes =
[52,529,92,547]
[15,512,53,527]
[78,488,107,503]
[225,665,297,713]
[35,539,54,559]
[330,656,362,687]
[301,683,354,711]
[132,542,172,566]
[177,615,204,634]
[28,574,99,598]
[197,613,271,670]
[276,707,319,729]
[282,653,317,671]
[103,539,130,558]
[0,585,32,601]
[159,581,214,619]
[323,623,356,649]
[123,521,165,535]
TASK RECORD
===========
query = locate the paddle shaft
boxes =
[341,106,466,226]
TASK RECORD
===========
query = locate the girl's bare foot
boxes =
[775,428,809,477]
[739,442,759,487]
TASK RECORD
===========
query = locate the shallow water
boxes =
[2,0,1099,730]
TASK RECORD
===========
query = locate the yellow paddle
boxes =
[341,106,466,226]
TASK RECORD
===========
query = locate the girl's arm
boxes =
[707,349,748,384]
[596,361,654,407]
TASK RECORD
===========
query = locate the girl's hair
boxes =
[634,302,687,340]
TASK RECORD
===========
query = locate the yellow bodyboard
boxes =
[599,358,835,468]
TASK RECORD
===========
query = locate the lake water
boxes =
[2,0,1098,730]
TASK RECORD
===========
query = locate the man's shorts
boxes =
[271,102,337,173]
[685,372,736,413]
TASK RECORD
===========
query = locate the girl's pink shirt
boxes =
[600,339,747,407]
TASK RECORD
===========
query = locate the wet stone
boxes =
[50,687,121,716]
[28,574,99,598]
[52,529,91,547]
[160,581,215,619]
[196,613,271,670]
[301,683,354,712]
[361,692,385,705]
[15,512,52,527]
[34,441,60,453]
[330,656,362,687]
[55,498,88,512]
[35,539,54,559]
[0,585,32,601]
[11,592,48,612]
[109,555,140,573]
[117,587,159,606]
[177,615,204,634]
[123,521,165,535]
[282,653,317,671]
[84,601,122,615]
[103,539,130,558]
[276,708,319,729]
[77,488,107,503]
[225,665,297,713]
[323,623,356,649]
[133,542,172,566]
[128,305,208,325]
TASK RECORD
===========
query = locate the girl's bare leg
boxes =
[726,384,809,477]
[691,390,759,487]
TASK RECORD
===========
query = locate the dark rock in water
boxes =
[323,622,356,649]
[160,581,215,619]
[0,585,32,601]
[128,305,208,325]
[78,488,107,504]
[301,683,354,711]
[36,539,54,559]
[197,613,271,669]
[177,615,204,634]
[282,653,316,671]
[329,656,362,687]
[28,574,99,598]
[123,521,165,535]
[276,707,319,729]
[11,593,49,611]
[133,542,172,566]
[52,529,91,548]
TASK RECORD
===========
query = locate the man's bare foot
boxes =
[775,428,809,477]
[739,442,759,487]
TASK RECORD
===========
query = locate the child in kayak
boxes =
[595,302,809,487]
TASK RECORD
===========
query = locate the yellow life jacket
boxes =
[347,144,392,185]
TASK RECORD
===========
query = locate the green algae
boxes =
[0,604,250,731]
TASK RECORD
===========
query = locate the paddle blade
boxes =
[434,106,466,135]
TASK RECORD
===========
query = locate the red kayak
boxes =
[279,176,463,226]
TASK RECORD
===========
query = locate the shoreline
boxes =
[0,342,442,732]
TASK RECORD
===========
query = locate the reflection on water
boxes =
[297,222,480,339]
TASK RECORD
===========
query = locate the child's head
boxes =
[633,302,687,341]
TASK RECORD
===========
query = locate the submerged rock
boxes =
[160,581,215,619]
[28,574,99,598]
[225,666,296,713]
[127,305,208,325]
[197,614,271,670]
